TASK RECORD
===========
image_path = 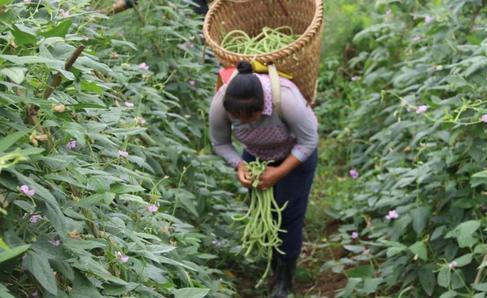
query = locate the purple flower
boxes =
[349,169,359,179]
[30,214,42,224]
[20,185,35,197]
[147,204,158,213]
[424,15,434,24]
[118,150,129,158]
[137,117,146,126]
[412,36,421,42]
[351,76,360,81]
[351,231,359,239]
[49,239,61,246]
[385,9,392,17]
[416,105,428,114]
[124,101,134,108]
[188,80,196,86]
[66,140,77,150]
[138,63,149,71]
[59,8,70,17]
[385,210,399,220]
[480,114,487,123]
[116,251,129,263]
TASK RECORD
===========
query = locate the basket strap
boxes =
[267,64,282,118]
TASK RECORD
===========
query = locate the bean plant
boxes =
[319,0,487,297]
[0,0,243,297]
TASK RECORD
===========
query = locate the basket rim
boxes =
[203,0,324,63]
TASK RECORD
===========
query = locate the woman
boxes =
[209,61,319,297]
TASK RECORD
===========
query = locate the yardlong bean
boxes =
[233,159,288,288]
[221,26,299,55]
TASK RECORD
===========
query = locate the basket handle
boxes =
[226,0,289,16]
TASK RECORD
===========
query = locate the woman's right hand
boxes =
[236,162,252,188]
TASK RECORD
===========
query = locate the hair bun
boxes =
[236,61,253,74]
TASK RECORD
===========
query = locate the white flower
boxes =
[118,150,129,158]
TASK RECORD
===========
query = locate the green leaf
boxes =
[37,154,75,170]
[173,288,210,298]
[453,253,473,267]
[103,283,139,296]
[71,271,102,298]
[0,284,15,298]
[343,245,365,254]
[0,244,30,263]
[41,20,72,38]
[472,283,487,292]
[445,220,481,248]
[362,278,382,294]
[337,278,361,298]
[0,55,64,68]
[383,240,408,257]
[13,200,35,213]
[346,265,374,278]
[439,291,458,298]
[73,256,128,285]
[159,255,198,271]
[418,264,436,296]
[11,24,36,45]
[437,267,451,288]
[411,206,430,235]
[409,241,428,261]
[80,80,104,94]
[0,0,14,6]
[471,171,487,187]
[0,67,26,84]
[25,251,58,295]
[0,129,29,152]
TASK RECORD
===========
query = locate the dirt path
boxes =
[232,220,347,298]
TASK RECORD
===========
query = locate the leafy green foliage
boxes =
[319,0,487,296]
[0,1,241,297]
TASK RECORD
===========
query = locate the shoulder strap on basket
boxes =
[267,64,282,118]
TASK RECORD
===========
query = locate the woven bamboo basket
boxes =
[203,0,324,104]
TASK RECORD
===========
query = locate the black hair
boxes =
[223,61,264,118]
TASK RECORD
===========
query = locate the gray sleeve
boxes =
[280,85,319,162]
[209,87,243,168]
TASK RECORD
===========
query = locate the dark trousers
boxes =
[242,149,318,261]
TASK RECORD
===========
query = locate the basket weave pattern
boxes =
[203,0,324,103]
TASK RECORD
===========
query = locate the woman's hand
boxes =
[237,162,252,188]
[258,166,284,190]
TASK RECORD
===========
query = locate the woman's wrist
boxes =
[276,155,301,177]
[235,160,244,171]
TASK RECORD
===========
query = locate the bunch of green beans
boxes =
[233,159,288,288]
[221,26,299,55]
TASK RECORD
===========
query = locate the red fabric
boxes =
[219,67,236,84]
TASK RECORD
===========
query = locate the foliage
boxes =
[0,1,242,297]
[320,0,487,297]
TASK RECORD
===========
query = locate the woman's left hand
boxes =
[258,166,284,190]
